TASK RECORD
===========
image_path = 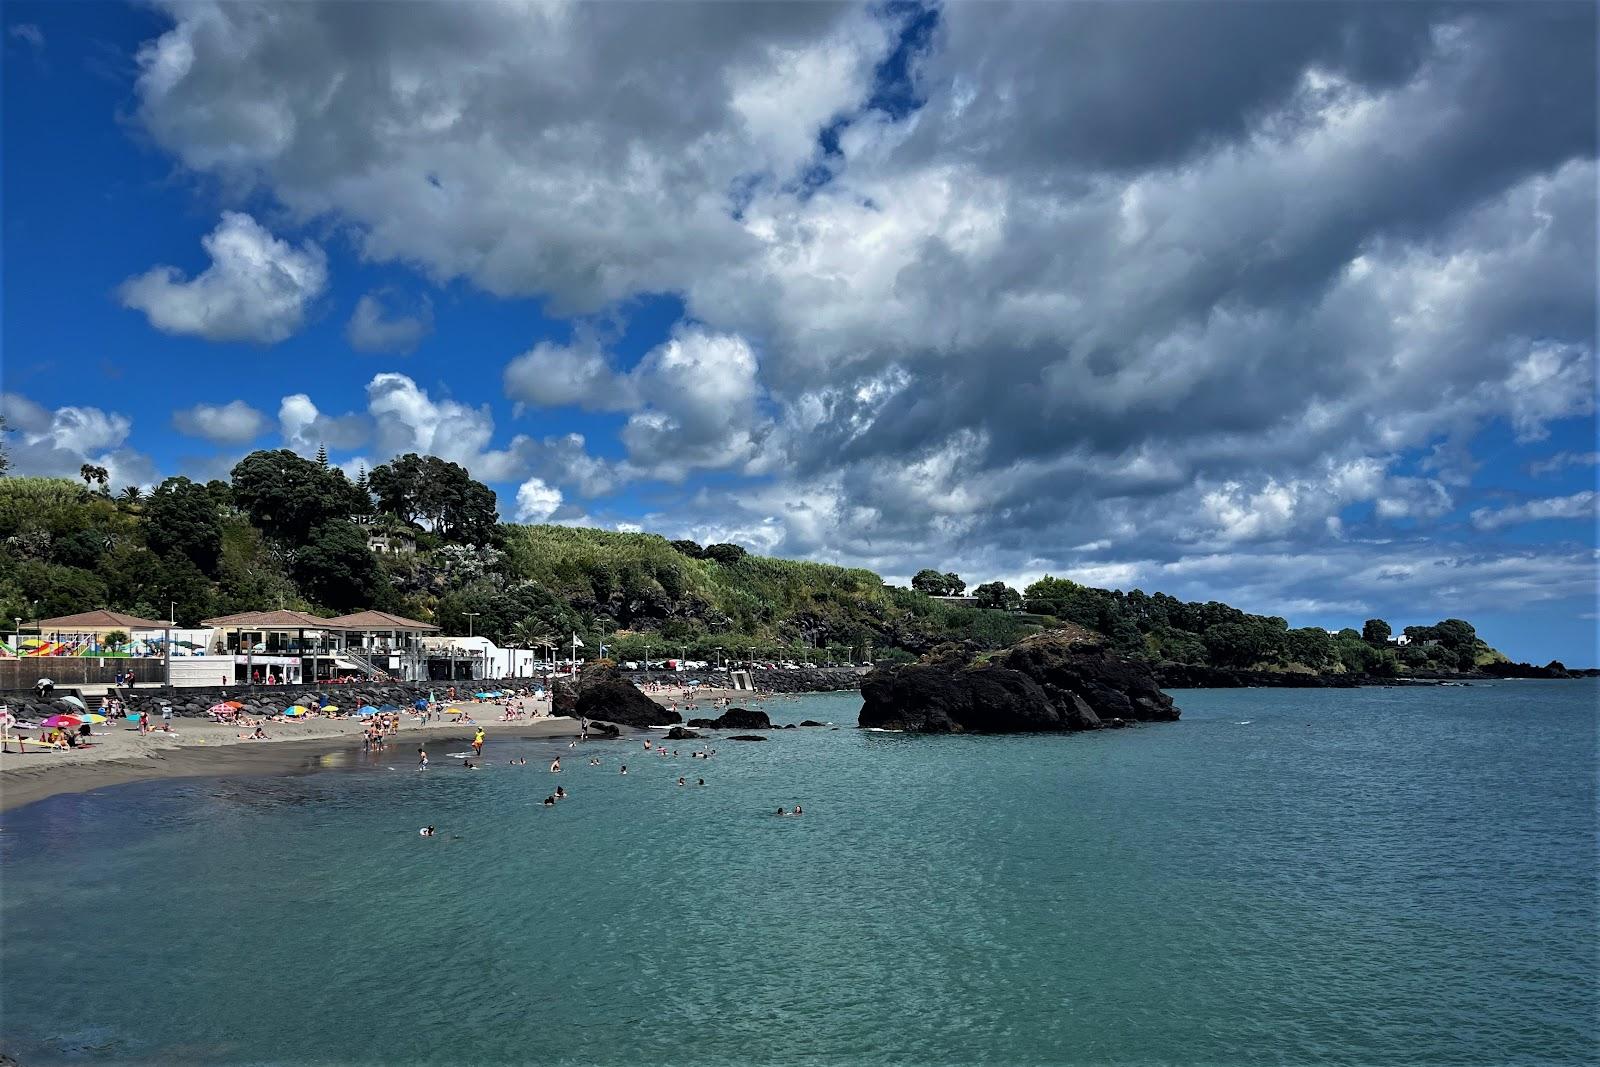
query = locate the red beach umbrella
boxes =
[40,714,82,728]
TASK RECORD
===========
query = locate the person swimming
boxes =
[543,795,556,806]
[697,779,705,786]
[792,805,803,816]
[677,777,686,786]
[419,826,435,837]
[644,740,652,750]
[620,765,628,774]
[555,786,567,799]
[550,757,561,772]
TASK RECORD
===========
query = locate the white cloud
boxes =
[1529,451,1600,477]
[1471,491,1598,531]
[9,23,43,50]
[514,477,563,522]
[346,291,432,354]
[0,392,155,488]
[172,400,269,444]
[277,393,369,455]
[366,373,493,464]
[118,212,327,343]
[503,337,633,411]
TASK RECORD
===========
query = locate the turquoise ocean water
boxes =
[1,681,1595,1065]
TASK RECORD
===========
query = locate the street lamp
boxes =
[463,612,480,638]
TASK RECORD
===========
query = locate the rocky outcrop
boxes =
[665,726,701,740]
[726,734,767,741]
[686,706,772,730]
[551,679,577,717]
[859,628,1179,734]
[572,664,680,727]
[585,720,622,738]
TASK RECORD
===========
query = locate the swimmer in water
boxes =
[555,786,567,799]
[792,805,802,816]
[677,777,686,786]
[644,740,652,751]
[419,826,435,837]
[543,795,556,807]
[418,746,428,768]
[776,807,787,816]
[550,757,561,772]
[620,765,627,775]
[697,779,705,786]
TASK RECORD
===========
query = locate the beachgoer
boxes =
[555,787,566,800]
[677,777,686,786]
[550,757,561,773]
[472,727,485,756]
[418,746,428,768]
[420,826,435,837]
[697,779,705,786]
[543,795,556,806]
[793,806,802,816]
[620,765,627,775]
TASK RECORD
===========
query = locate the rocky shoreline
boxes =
[860,628,1180,734]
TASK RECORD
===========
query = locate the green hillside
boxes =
[0,454,1503,674]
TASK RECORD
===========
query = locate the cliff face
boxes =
[859,628,1179,733]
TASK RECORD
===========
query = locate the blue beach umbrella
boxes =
[414,699,429,710]
[358,705,380,717]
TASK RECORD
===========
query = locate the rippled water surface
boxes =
[2,682,1596,1065]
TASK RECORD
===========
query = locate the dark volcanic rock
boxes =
[585,720,622,738]
[798,720,826,727]
[727,734,767,741]
[551,679,577,717]
[685,706,771,730]
[666,726,701,740]
[859,628,1179,734]
[573,664,680,727]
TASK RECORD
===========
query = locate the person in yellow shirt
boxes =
[471,727,485,756]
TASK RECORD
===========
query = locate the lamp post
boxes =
[462,614,481,681]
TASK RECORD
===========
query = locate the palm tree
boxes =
[120,485,143,502]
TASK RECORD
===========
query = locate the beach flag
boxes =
[571,633,584,648]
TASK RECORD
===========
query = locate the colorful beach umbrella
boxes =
[78,713,107,725]
[358,705,379,716]
[284,706,309,717]
[59,695,87,710]
[40,714,81,728]
[321,705,338,712]
[444,707,466,715]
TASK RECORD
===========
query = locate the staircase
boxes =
[340,649,391,680]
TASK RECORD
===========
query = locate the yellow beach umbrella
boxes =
[321,705,338,712]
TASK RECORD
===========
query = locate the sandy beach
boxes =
[0,682,814,811]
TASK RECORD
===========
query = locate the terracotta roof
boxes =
[200,610,342,629]
[29,609,172,631]
[321,610,439,632]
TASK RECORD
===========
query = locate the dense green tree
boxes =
[143,477,225,577]
[368,453,497,543]
[1284,627,1336,670]
[911,569,948,594]
[702,543,747,565]
[293,521,383,610]
[973,581,1022,610]
[669,539,704,558]
[231,450,365,545]
[1362,618,1392,644]
[942,572,966,596]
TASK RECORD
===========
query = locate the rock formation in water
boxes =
[859,626,1180,733]
[686,706,772,730]
[573,663,681,727]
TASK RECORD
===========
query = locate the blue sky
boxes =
[2,1,1596,663]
